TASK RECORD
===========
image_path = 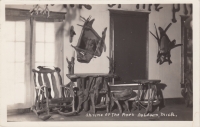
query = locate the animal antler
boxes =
[164,23,172,33]
[80,16,87,22]
[29,4,51,18]
[150,23,160,45]
[155,4,163,11]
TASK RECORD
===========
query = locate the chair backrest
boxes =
[32,66,63,99]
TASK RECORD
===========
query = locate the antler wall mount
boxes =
[29,4,52,18]
[150,23,182,65]
[71,16,107,63]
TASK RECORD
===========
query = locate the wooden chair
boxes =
[109,84,138,113]
[32,66,77,121]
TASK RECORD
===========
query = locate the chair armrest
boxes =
[60,84,69,88]
[35,85,48,89]
[60,82,76,88]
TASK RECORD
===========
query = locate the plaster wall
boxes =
[6,4,192,98]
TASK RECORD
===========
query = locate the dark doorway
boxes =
[109,10,149,84]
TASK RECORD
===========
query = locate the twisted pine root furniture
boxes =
[109,84,138,113]
[132,79,163,114]
[66,73,117,114]
[109,80,165,114]
[32,66,77,121]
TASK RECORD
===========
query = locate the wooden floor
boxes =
[7,102,192,121]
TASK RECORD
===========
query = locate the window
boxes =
[5,21,26,104]
[35,22,55,68]
[4,8,65,110]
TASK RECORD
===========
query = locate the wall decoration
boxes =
[71,16,107,63]
[62,4,92,10]
[107,56,115,74]
[69,26,76,43]
[172,4,180,23]
[136,4,139,9]
[108,4,121,8]
[136,4,162,12]
[154,4,163,11]
[69,4,75,8]
[108,4,116,8]
[66,53,75,74]
[143,4,146,9]
[29,4,52,18]
[30,4,92,18]
[148,4,152,11]
[66,4,92,10]
[150,23,182,65]
[136,4,146,9]
[184,4,188,15]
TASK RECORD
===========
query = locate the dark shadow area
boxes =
[156,83,167,109]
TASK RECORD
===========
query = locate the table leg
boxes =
[115,100,122,113]
[146,84,151,114]
[110,94,115,112]
[125,100,130,112]
[103,78,110,113]
[153,85,161,111]
[76,78,82,112]
[106,93,109,113]
[83,78,89,112]
[83,100,89,112]
[132,101,137,111]
[90,93,95,114]
[137,84,142,110]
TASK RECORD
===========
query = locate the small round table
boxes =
[132,79,161,114]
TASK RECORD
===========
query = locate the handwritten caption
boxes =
[86,112,178,117]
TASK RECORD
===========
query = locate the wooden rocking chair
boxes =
[32,66,77,121]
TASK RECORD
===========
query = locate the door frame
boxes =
[180,15,191,88]
[109,9,150,84]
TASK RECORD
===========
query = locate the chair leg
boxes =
[38,88,51,121]
[77,96,83,112]
[106,94,109,113]
[124,100,130,112]
[115,100,122,113]
[72,96,75,112]
[110,99,115,112]
[132,101,137,111]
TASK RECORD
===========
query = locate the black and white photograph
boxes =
[0,1,199,127]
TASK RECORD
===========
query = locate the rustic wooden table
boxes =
[66,73,117,113]
[132,79,161,114]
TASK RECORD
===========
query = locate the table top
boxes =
[132,79,161,84]
[66,73,117,79]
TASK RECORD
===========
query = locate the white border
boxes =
[0,0,199,127]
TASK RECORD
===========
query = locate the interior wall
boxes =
[6,4,192,98]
